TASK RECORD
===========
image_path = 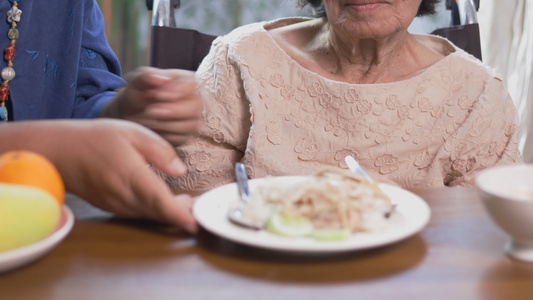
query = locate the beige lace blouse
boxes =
[168,18,523,192]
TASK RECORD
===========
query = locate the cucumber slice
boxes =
[266,212,313,237]
[310,228,351,241]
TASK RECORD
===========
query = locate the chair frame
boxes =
[146,0,483,69]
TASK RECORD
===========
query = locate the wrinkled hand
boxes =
[101,67,203,146]
[14,119,198,233]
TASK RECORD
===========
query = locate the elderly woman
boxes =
[169,0,522,191]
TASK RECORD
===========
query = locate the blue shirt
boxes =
[0,0,126,120]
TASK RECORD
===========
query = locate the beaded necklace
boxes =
[1,0,20,121]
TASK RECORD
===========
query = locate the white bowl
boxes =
[476,164,533,262]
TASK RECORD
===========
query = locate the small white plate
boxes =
[194,176,431,253]
[0,205,74,273]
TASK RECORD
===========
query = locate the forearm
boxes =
[0,121,64,157]
[0,120,95,179]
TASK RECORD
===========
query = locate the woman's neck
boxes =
[269,18,444,84]
[313,20,425,84]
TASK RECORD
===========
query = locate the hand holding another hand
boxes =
[101,67,203,146]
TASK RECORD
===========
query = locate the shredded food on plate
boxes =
[248,167,394,233]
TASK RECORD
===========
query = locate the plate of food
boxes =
[193,167,430,253]
[0,205,74,273]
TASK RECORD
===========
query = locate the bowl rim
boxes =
[0,205,74,273]
[476,163,533,202]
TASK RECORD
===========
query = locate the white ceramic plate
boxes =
[194,176,431,253]
[0,205,74,273]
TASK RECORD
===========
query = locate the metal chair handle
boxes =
[148,0,180,27]
[457,0,478,25]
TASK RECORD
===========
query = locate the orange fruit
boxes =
[0,150,65,204]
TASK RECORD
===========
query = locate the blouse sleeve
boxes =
[444,75,523,186]
[73,0,126,118]
[166,37,251,192]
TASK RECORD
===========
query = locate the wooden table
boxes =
[1,187,532,299]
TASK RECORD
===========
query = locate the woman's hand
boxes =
[100,67,203,146]
[4,119,198,233]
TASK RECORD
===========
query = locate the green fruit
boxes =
[0,183,61,252]
[266,212,313,237]
[310,228,352,241]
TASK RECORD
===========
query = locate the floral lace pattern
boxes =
[168,18,523,192]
